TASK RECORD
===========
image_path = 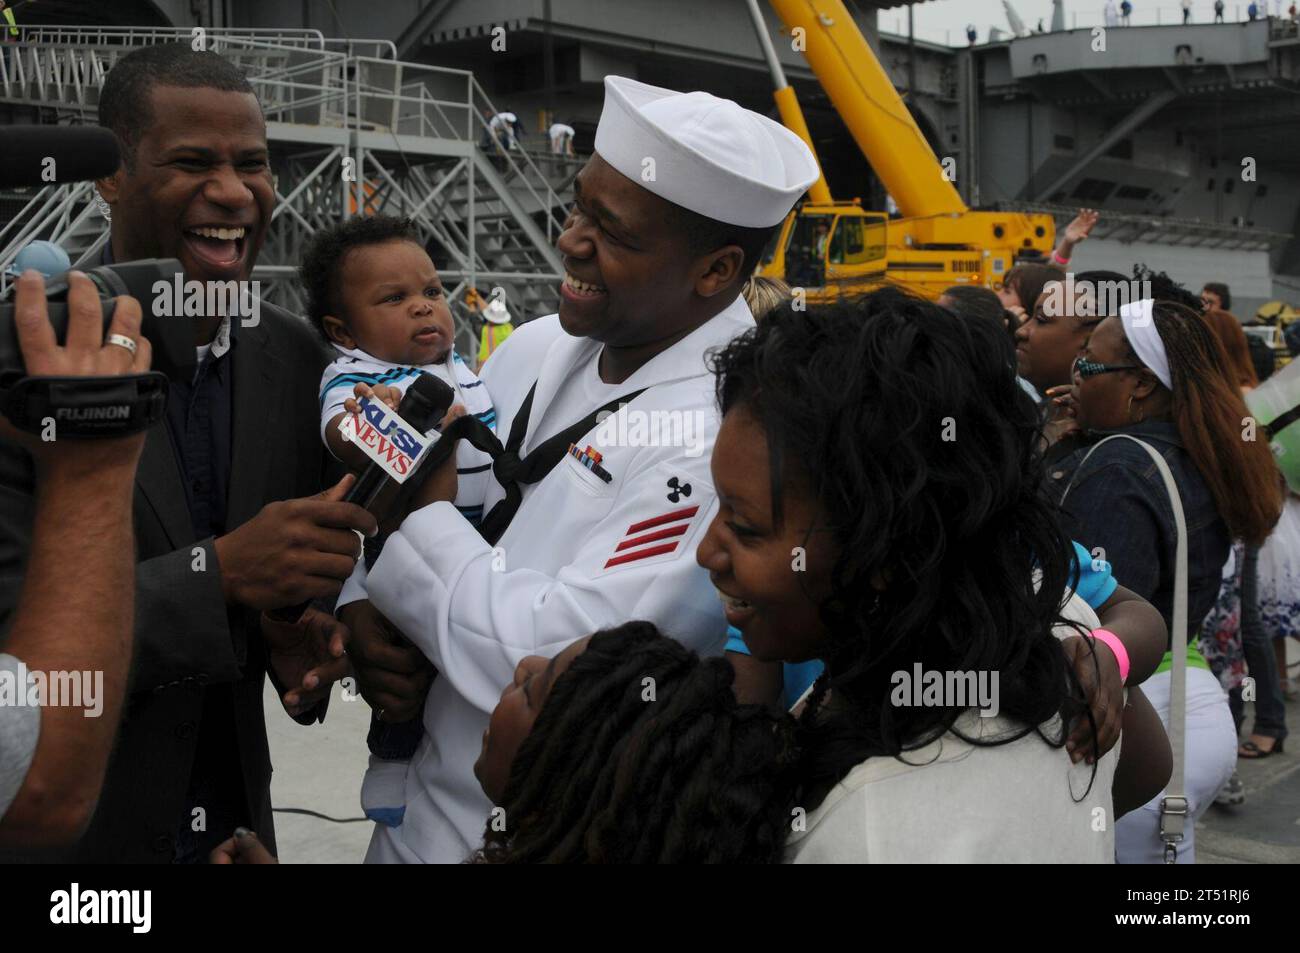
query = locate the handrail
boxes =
[325,54,569,239]
[320,37,400,60]
[465,74,569,242]
[12,25,328,48]
[0,186,64,252]
[0,182,96,263]
[992,199,1291,247]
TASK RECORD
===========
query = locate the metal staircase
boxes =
[0,26,575,352]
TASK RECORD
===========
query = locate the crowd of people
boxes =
[938,246,1300,843]
[0,42,1295,866]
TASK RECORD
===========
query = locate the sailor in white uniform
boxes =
[548,121,576,155]
[338,75,820,863]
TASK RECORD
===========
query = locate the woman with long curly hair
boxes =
[700,288,1159,861]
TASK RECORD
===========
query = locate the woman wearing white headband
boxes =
[1045,296,1283,863]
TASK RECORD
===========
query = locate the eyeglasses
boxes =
[1073,356,1142,379]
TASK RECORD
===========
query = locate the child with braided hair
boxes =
[471,621,799,863]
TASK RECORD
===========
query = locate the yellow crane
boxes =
[747,0,1056,299]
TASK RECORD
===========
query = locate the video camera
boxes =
[0,259,195,437]
[0,126,185,439]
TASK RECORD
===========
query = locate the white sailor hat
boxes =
[593,76,819,229]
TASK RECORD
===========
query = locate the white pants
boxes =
[1115,668,1237,864]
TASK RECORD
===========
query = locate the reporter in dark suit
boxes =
[0,45,375,862]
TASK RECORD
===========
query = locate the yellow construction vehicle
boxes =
[747,0,1056,300]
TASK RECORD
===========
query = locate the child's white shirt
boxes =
[319,344,496,524]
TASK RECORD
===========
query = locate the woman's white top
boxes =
[785,594,1119,863]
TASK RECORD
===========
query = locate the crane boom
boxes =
[751,0,1055,301]
[742,0,833,204]
[767,0,966,219]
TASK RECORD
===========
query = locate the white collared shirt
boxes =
[193,316,232,379]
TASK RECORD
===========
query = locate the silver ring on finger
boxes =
[105,333,138,356]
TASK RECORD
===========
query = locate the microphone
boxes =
[345,373,456,510]
[1,126,121,187]
[265,373,455,624]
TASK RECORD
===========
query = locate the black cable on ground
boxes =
[273,806,369,824]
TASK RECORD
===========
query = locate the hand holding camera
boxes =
[0,270,153,475]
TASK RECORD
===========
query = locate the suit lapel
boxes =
[134,417,192,550]
[227,317,280,529]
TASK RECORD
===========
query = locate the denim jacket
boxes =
[1047,420,1230,648]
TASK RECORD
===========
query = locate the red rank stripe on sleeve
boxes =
[604,505,700,569]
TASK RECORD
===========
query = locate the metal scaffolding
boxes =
[0,26,574,352]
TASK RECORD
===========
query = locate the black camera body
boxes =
[0,259,194,438]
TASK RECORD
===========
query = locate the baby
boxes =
[300,215,497,827]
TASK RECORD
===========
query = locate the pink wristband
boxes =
[1090,628,1130,684]
[1052,251,1070,266]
